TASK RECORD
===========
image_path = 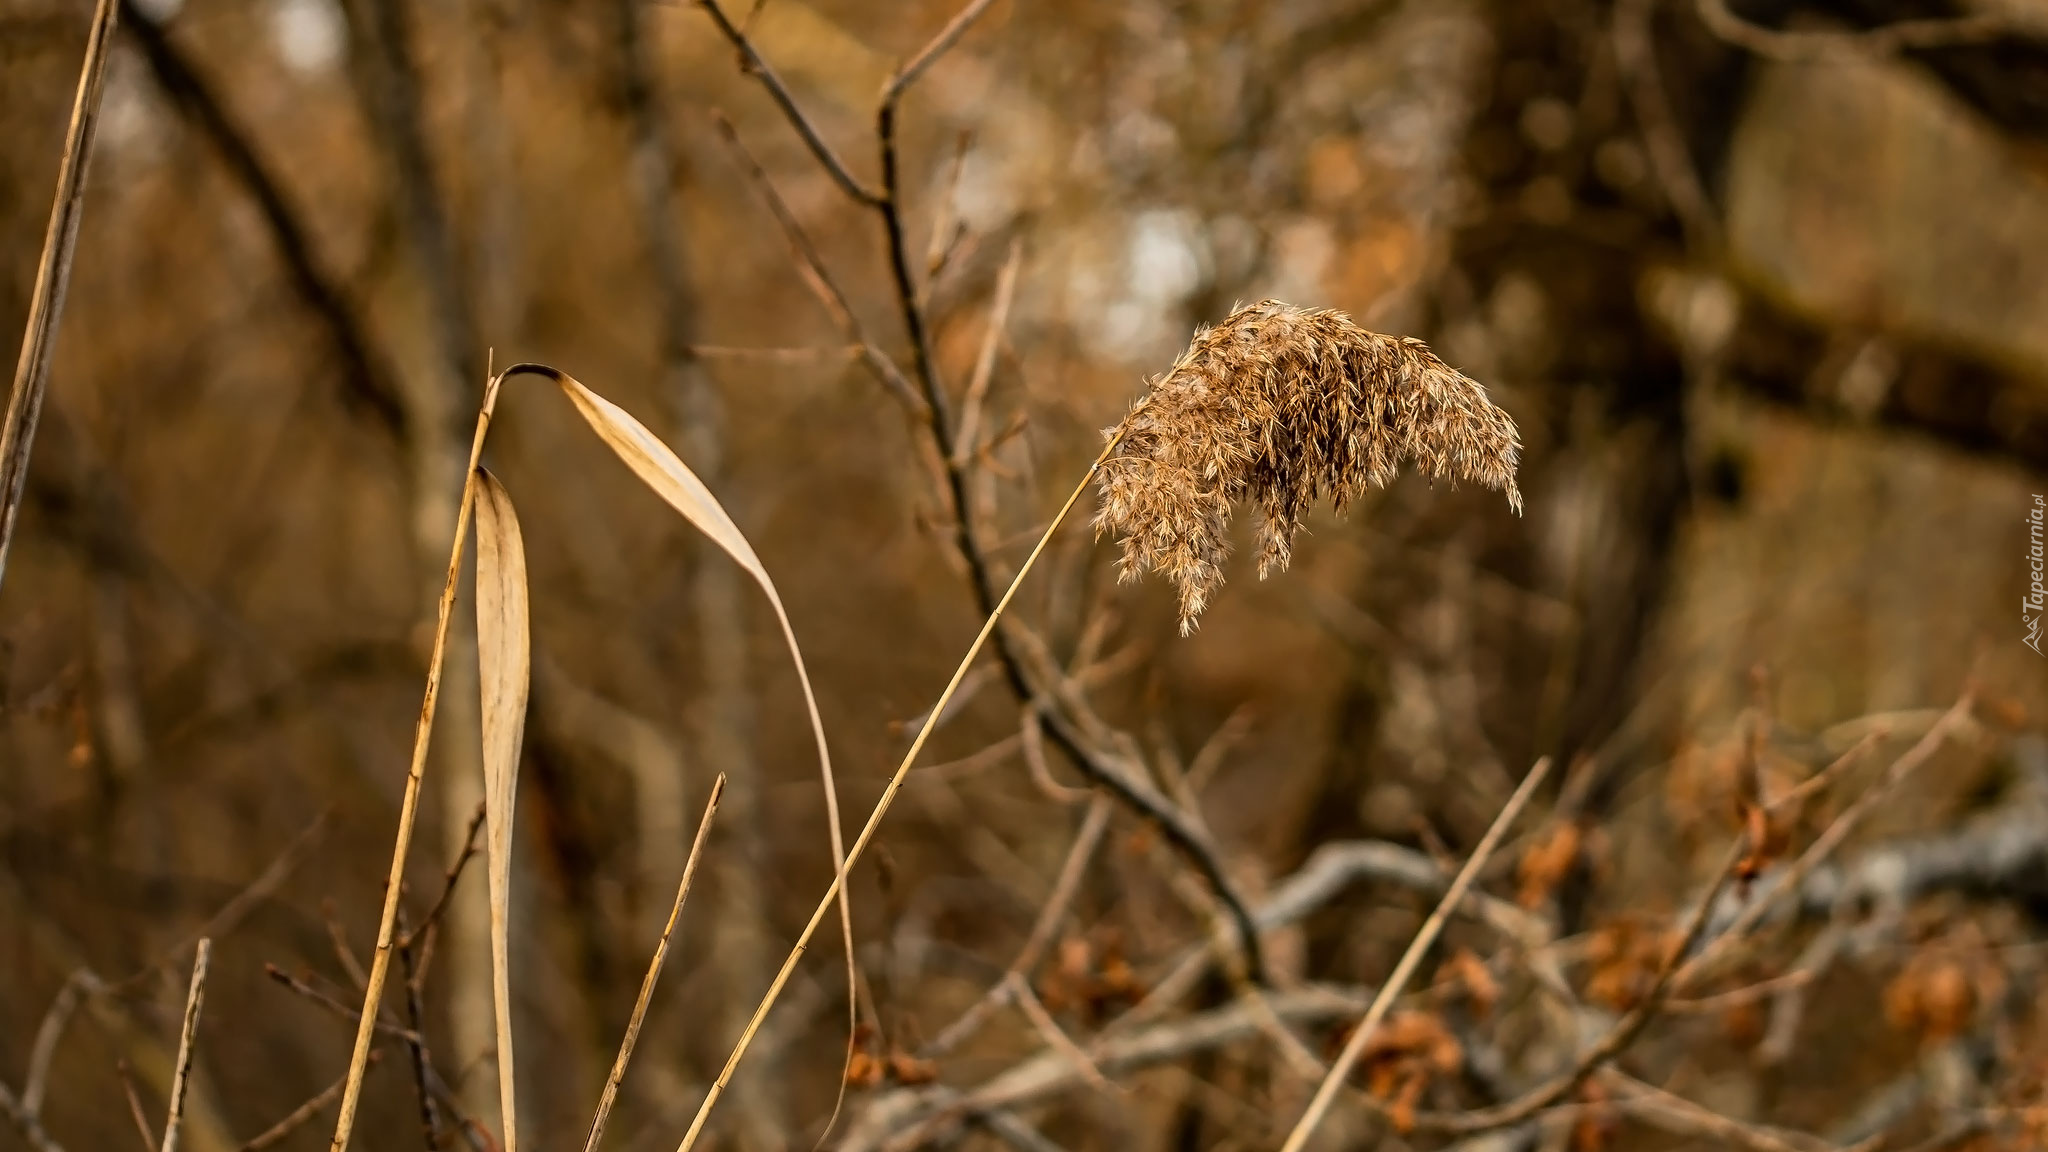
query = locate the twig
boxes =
[161,938,211,1152]
[925,792,1112,1058]
[0,0,118,591]
[1604,1069,1836,1152]
[1695,0,2014,61]
[267,964,422,1045]
[1008,975,1115,1096]
[708,112,924,416]
[324,903,369,991]
[118,0,404,438]
[237,1063,369,1152]
[1415,835,1749,1137]
[97,811,332,997]
[399,801,485,952]
[1124,837,1559,1029]
[1018,708,1089,806]
[952,240,1021,465]
[585,775,725,1152]
[264,967,488,1152]
[846,985,1375,1152]
[1663,968,1813,1014]
[1766,731,1882,814]
[692,0,884,205]
[683,344,861,363]
[883,0,1003,103]
[1614,0,1720,251]
[1278,755,1553,1152]
[23,971,96,1115]
[0,1082,68,1152]
[393,907,443,1151]
[116,1062,155,1152]
[1681,691,1975,985]
[705,0,1271,981]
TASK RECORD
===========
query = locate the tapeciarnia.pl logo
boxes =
[2029,494,2045,655]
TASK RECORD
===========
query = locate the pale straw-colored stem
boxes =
[161,939,211,1152]
[329,374,505,1152]
[675,433,1124,1152]
[0,0,117,593]
[584,775,725,1152]
[1277,755,1553,1152]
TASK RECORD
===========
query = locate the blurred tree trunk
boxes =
[612,2,784,1146]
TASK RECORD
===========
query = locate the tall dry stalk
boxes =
[678,299,1526,1147]
[1096,299,1524,632]
[330,363,844,1152]
[329,376,505,1152]
[1276,758,1551,1152]
[584,775,725,1152]
[0,0,118,592]
[674,432,1125,1152]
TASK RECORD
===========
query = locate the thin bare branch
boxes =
[118,1,405,438]
[844,984,1375,1152]
[1009,974,1115,1096]
[1695,0,2016,61]
[1279,756,1553,1152]
[268,964,422,1045]
[709,111,924,416]
[952,240,1022,466]
[677,433,1127,1151]
[0,1081,67,1152]
[237,1063,368,1152]
[692,0,884,204]
[1416,835,1749,1137]
[885,0,1004,104]
[1682,691,1976,984]
[400,801,485,952]
[23,971,96,1114]
[116,1062,155,1152]
[1605,1069,1837,1152]
[392,907,442,1151]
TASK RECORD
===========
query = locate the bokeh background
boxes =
[4,0,2048,1149]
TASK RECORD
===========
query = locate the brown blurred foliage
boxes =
[5,0,2048,1150]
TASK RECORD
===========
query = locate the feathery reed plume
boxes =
[1095,299,1523,633]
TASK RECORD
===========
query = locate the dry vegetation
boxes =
[4,1,2048,1152]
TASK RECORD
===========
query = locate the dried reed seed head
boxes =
[1095,299,1523,634]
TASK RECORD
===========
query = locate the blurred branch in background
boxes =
[1,0,2046,1149]
[612,0,784,1144]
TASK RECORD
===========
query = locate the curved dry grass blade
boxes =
[510,364,858,1109]
[675,432,1124,1152]
[474,467,531,1152]
[585,775,725,1152]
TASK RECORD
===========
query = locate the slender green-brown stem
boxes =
[584,775,725,1152]
[329,373,506,1152]
[1277,756,1554,1152]
[675,433,1124,1152]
